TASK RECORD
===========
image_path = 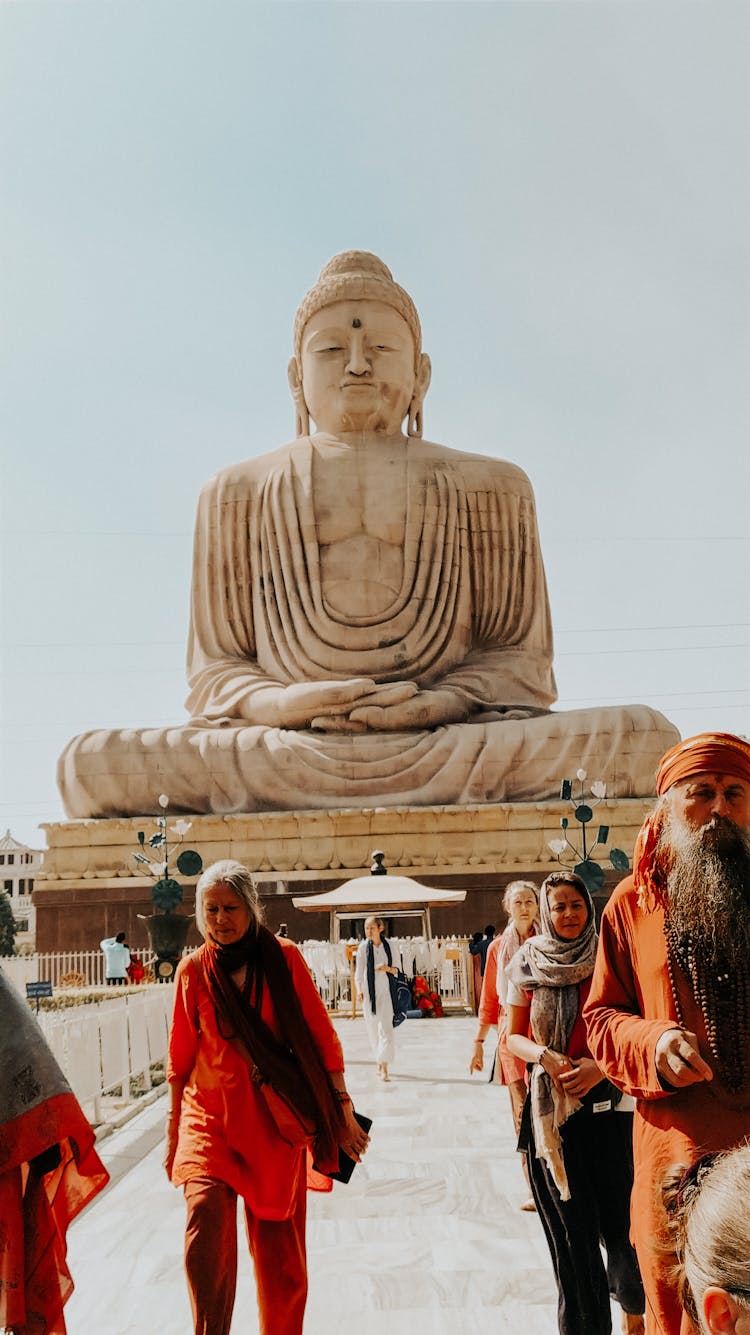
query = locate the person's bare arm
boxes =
[164,1079,186,1181]
[469,1022,492,1074]
[506,1003,574,1090]
[327,1072,370,1161]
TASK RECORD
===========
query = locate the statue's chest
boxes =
[310,448,408,546]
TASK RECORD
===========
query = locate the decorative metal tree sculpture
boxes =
[547,770,630,895]
[134,794,203,981]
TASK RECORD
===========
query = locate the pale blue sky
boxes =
[2,0,749,847]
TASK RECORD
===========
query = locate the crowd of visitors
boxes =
[10,728,748,1335]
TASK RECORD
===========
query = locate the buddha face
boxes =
[297,299,423,437]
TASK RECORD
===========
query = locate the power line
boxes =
[555,621,750,636]
[559,689,750,703]
[557,643,750,658]
[2,529,191,538]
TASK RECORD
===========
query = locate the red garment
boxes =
[167,938,344,1219]
[477,936,502,1027]
[126,957,146,984]
[0,1122,108,1335]
[0,974,109,1335]
[496,925,539,1084]
[512,977,594,1063]
[183,1172,307,1335]
[583,876,750,1335]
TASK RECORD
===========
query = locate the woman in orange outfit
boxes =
[165,860,369,1335]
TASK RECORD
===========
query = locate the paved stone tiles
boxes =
[64,1014,596,1334]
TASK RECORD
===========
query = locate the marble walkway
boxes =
[65,1014,594,1335]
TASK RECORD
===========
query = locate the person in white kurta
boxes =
[355,917,402,1081]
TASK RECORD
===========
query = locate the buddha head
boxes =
[288,251,432,439]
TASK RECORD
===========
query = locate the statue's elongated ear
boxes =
[288,357,310,438]
[407,353,432,439]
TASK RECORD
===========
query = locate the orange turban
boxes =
[655,732,750,796]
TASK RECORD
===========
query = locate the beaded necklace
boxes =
[665,917,750,1094]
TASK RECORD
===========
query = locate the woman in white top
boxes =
[355,916,401,1081]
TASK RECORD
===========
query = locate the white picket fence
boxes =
[30,986,174,1125]
[300,935,473,1013]
[2,934,473,1015]
[2,948,156,991]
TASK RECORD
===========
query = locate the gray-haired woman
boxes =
[165,859,368,1335]
[663,1144,750,1335]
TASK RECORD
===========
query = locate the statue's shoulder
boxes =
[418,439,535,497]
[198,439,304,501]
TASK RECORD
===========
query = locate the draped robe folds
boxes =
[58,437,679,818]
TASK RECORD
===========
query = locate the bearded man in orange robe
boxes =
[583,732,750,1335]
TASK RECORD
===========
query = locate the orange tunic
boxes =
[167,938,344,1220]
[583,876,750,1335]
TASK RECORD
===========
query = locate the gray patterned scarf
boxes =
[505,878,598,1200]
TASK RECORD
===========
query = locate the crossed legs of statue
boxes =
[59,706,680,817]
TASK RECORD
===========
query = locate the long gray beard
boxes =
[661,813,750,1092]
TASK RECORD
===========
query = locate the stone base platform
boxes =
[34,799,652,951]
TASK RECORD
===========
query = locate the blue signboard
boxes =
[26,980,53,1004]
[26,980,54,997]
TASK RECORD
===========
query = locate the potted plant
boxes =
[133,794,203,982]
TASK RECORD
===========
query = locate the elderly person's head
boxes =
[663,1144,750,1334]
[195,860,264,945]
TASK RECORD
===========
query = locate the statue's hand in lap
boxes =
[253,680,418,730]
[310,681,420,732]
[346,686,470,732]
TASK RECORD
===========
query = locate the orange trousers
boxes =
[183,1175,307,1335]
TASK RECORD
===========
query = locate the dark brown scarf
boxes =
[199,926,345,1168]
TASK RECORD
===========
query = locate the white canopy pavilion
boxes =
[291,874,466,942]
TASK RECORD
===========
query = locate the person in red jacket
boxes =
[584,732,750,1335]
[165,859,368,1335]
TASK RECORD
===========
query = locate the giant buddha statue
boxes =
[59,252,678,817]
